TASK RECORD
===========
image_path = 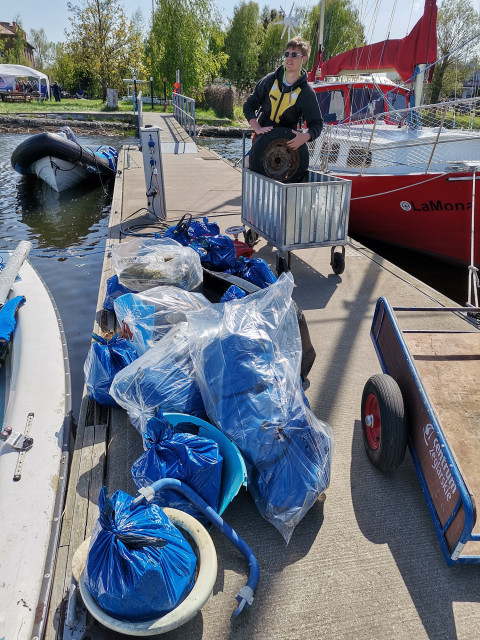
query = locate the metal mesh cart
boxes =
[241,165,352,275]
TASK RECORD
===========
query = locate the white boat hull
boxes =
[0,256,70,639]
[32,155,91,191]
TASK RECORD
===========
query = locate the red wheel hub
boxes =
[364,393,381,450]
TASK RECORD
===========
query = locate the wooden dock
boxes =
[46,114,480,640]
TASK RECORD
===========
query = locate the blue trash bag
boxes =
[191,235,237,272]
[188,216,220,238]
[220,285,247,302]
[84,334,138,407]
[186,273,333,543]
[163,216,220,246]
[110,324,206,435]
[84,487,197,621]
[231,257,277,289]
[103,275,137,312]
[114,286,211,357]
[131,410,223,523]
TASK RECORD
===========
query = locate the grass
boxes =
[0,96,249,127]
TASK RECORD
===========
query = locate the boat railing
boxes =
[137,91,143,138]
[309,96,480,175]
[172,92,197,143]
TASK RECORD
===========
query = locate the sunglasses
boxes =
[284,51,302,58]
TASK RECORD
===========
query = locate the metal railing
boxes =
[137,90,143,138]
[172,92,196,142]
[309,96,480,176]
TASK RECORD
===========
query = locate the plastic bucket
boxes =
[164,412,247,515]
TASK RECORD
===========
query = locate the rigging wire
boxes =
[406,0,415,36]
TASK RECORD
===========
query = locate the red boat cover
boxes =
[310,0,437,84]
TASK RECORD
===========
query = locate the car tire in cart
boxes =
[249,127,309,183]
[332,251,345,275]
[361,374,407,472]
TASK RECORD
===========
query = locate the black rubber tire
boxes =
[244,229,259,248]
[361,374,407,472]
[276,255,289,275]
[249,127,309,183]
[332,251,345,275]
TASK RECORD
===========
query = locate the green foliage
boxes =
[257,20,287,78]
[29,28,55,70]
[302,0,365,70]
[5,17,30,65]
[145,0,220,97]
[65,0,145,100]
[224,2,263,91]
[429,0,480,103]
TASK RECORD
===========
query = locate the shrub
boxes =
[203,84,237,119]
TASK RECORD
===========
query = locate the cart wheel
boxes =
[249,127,309,183]
[244,229,259,248]
[276,255,289,275]
[361,374,407,472]
[332,251,345,275]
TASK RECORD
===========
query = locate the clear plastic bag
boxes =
[114,286,211,356]
[110,323,206,436]
[111,237,203,292]
[186,273,333,543]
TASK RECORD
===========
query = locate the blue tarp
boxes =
[84,487,197,621]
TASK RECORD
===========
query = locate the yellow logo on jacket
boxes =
[269,80,302,123]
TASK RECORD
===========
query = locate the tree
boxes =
[303,0,365,71]
[29,28,54,70]
[4,16,30,65]
[146,0,221,97]
[65,0,145,100]
[429,0,480,103]
[257,20,286,79]
[224,2,263,91]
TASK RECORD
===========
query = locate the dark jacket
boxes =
[243,66,323,141]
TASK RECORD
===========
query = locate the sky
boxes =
[9,0,424,49]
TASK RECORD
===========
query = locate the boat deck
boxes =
[47,114,480,640]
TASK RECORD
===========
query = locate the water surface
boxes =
[0,131,136,420]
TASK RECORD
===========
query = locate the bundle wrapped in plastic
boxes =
[84,487,197,621]
[220,285,247,303]
[114,286,211,356]
[187,273,333,543]
[132,410,223,523]
[84,334,138,407]
[111,237,202,292]
[110,323,206,436]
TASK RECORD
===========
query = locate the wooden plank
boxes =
[62,425,95,592]
[405,332,480,534]
[86,423,107,536]
[44,545,69,640]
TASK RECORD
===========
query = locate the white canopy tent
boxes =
[0,64,50,96]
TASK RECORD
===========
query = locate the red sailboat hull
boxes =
[340,172,479,266]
